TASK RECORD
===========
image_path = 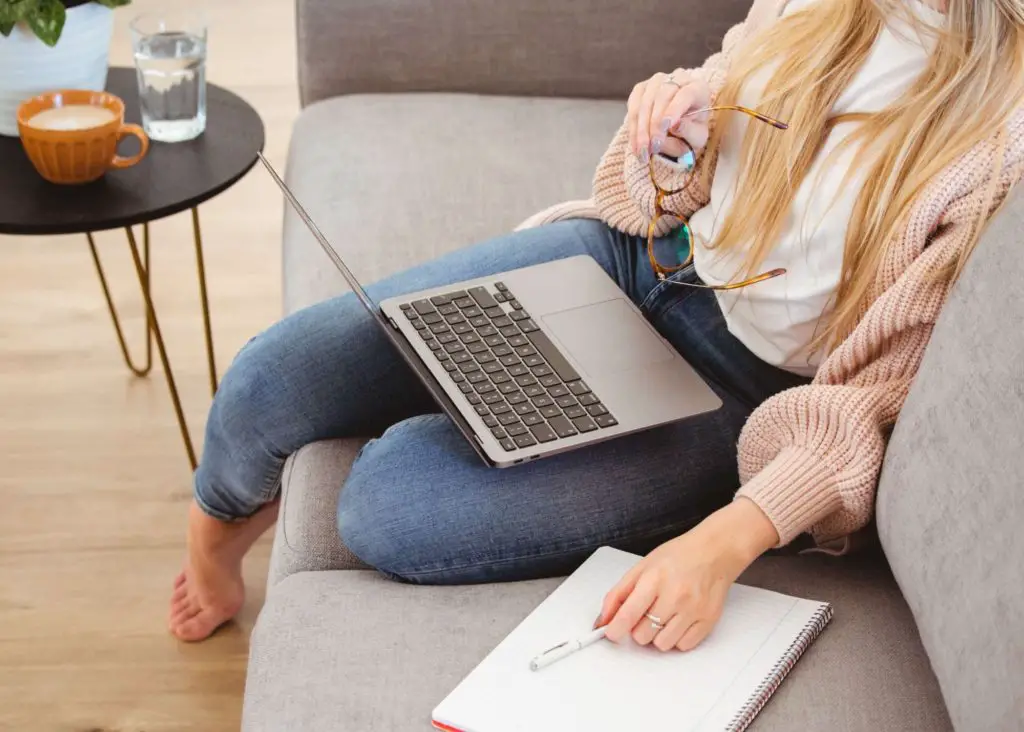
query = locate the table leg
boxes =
[86,224,153,377]
[191,207,218,397]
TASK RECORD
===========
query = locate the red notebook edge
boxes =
[431,720,464,732]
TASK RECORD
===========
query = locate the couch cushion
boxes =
[282,93,623,314]
[243,553,949,731]
[877,186,1024,730]
[267,440,370,587]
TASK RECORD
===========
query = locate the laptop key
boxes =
[507,364,529,377]
[524,329,580,382]
[540,405,562,419]
[573,416,598,433]
[431,295,453,306]
[490,426,506,438]
[507,335,528,347]
[506,392,527,405]
[510,311,530,322]
[492,403,513,415]
[451,371,466,383]
[444,361,458,372]
[492,315,514,328]
[459,383,474,394]
[540,374,561,388]
[427,340,443,351]
[404,309,420,321]
[437,333,458,344]
[461,331,481,343]
[447,290,468,300]
[514,402,535,416]
[522,411,543,426]
[523,355,544,368]
[523,384,544,398]
[482,362,504,374]
[459,362,481,374]
[492,344,513,357]
[498,412,521,426]
[578,393,599,406]
[531,365,554,377]
[453,297,474,309]
[430,323,450,335]
[479,326,499,338]
[500,354,520,367]
[518,319,540,333]
[495,282,508,291]
[412,320,427,330]
[437,304,458,316]
[532,394,554,407]
[491,372,511,385]
[515,375,538,388]
[556,395,577,409]
[420,328,435,340]
[467,371,489,384]
[499,438,516,451]
[564,405,587,419]
[422,312,443,325]
[514,345,536,357]
[506,423,528,437]
[568,380,591,395]
[476,352,496,364]
[548,415,578,438]
[446,343,468,356]
[529,423,557,443]
[498,382,520,395]
[514,433,538,448]
[587,403,609,417]
[510,300,523,310]
[436,351,451,362]
[484,306,504,319]
[595,413,618,428]
[548,384,569,397]
[500,325,521,337]
[475,405,490,416]
[445,313,466,325]
[400,302,413,310]
[453,322,473,334]
[483,392,504,405]
[470,316,489,328]
[463,307,484,319]
[412,300,434,315]
[467,393,483,405]
[469,287,499,309]
[476,383,497,394]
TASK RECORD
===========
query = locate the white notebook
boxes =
[432,546,832,732]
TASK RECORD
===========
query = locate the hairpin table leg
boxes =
[191,207,218,397]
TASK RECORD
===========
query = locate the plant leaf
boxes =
[0,0,31,29]
[25,0,64,46]
[0,21,14,37]
[92,0,132,7]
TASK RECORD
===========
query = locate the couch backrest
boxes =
[877,183,1024,729]
[295,0,752,106]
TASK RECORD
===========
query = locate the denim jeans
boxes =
[194,220,808,583]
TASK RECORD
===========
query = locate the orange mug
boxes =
[17,90,149,185]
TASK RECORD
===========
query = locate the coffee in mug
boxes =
[17,90,150,185]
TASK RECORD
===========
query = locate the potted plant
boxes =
[0,0,131,136]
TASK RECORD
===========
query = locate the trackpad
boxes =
[542,299,674,376]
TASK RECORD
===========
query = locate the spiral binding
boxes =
[725,604,834,732]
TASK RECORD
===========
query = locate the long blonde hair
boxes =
[699,0,1024,353]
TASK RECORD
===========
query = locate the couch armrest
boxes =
[296,0,753,106]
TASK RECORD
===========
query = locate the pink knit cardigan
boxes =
[518,0,1024,549]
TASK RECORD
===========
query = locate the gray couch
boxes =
[242,0,1024,729]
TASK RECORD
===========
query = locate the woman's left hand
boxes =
[595,498,779,652]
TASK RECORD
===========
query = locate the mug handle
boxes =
[110,123,150,169]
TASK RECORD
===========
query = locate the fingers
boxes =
[596,562,644,628]
[650,84,697,156]
[626,82,646,156]
[653,613,693,652]
[630,595,677,647]
[635,73,668,160]
[603,572,658,643]
[676,620,713,651]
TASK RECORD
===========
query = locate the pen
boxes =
[529,627,607,671]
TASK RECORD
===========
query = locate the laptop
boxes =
[257,153,721,468]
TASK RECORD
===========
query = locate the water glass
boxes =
[130,11,207,143]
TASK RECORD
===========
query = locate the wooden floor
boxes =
[0,1,298,728]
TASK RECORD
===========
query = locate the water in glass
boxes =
[132,14,207,142]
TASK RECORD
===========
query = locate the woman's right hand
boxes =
[627,69,711,162]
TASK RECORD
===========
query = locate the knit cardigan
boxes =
[517,0,1024,549]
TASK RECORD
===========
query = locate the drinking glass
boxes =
[130,11,208,143]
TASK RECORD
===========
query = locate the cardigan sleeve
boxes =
[734,223,970,546]
[591,0,780,236]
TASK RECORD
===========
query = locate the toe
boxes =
[171,583,189,604]
[175,608,230,642]
[173,571,188,589]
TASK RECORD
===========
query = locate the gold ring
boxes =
[664,76,683,88]
[644,612,666,630]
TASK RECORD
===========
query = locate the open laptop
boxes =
[257,153,721,468]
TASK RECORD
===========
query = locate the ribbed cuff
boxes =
[735,447,845,547]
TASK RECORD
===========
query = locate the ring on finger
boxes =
[644,612,666,630]
[663,75,683,88]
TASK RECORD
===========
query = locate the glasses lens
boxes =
[650,224,692,271]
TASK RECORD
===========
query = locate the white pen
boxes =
[529,627,607,671]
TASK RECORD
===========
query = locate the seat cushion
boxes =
[876,185,1024,729]
[243,552,949,731]
[281,93,624,314]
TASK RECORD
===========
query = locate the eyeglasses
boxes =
[647,105,790,290]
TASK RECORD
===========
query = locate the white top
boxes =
[688,0,943,376]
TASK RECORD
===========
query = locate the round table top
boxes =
[0,67,265,236]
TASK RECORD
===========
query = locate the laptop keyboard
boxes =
[400,282,617,452]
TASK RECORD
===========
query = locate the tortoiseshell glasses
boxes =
[647,105,790,290]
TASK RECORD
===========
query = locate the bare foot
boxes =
[169,500,278,642]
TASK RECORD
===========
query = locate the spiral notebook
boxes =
[432,546,832,732]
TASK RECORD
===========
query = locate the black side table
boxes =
[0,67,266,470]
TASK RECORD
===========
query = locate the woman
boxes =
[169,0,1024,645]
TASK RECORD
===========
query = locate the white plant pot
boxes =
[0,4,115,136]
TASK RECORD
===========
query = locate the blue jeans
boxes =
[194,220,808,583]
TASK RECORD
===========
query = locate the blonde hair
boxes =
[699,0,1024,353]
